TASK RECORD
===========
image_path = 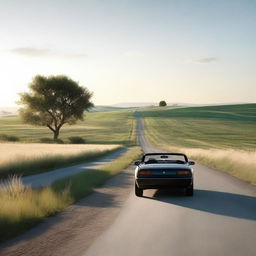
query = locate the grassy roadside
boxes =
[164,146,256,185]
[141,104,256,185]
[0,147,141,242]
[52,146,141,202]
[0,148,121,179]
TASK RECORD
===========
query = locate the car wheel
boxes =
[185,183,194,196]
[135,182,143,197]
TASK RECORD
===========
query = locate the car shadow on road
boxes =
[145,189,256,221]
[75,190,123,208]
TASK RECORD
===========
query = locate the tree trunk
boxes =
[53,129,59,140]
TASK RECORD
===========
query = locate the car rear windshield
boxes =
[143,154,187,164]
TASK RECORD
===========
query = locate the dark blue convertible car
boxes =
[134,153,195,197]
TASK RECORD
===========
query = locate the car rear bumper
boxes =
[136,177,193,189]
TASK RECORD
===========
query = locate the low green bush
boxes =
[68,136,86,144]
[55,139,64,144]
[40,137,55,143]
[0,134,19,142]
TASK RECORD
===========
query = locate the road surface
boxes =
[84,113,256,256]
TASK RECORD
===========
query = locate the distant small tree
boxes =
[159,100,167,107]
[19,75,93,140]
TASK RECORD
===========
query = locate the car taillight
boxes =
[177,170,190,175]
[139,170,152,175]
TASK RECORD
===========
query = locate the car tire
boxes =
[135,183,143,197]
[185,183,194,196]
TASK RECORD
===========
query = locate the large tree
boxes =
[19,75,93,140]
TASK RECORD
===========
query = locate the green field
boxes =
[90,105,132,112]
[141,104,256,184]
[0,110,136,146]
[142,104,256,150]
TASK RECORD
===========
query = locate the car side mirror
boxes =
[134,160,141,166]
[188,160,195,165]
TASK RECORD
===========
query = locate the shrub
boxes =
[7,136,20,142]
[55,139,64,144]
[0,134,19,142]
[68,136,86,144]
[40,138,55,143]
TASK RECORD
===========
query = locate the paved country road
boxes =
[84,113,256,256]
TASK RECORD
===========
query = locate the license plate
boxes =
[162,170,176,175]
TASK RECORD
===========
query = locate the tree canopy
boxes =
[159,100,167,107]
[19,75,93,140]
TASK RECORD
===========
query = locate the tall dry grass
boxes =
[0,147,142,242]
[0,175,72,241]
[0,143,119,165]
[0,143,121,179]
[166,146,256,185]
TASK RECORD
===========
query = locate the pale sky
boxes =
[0,0,255,106]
